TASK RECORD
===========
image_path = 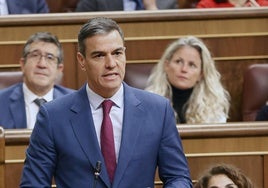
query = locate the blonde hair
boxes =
[146,36,230,123]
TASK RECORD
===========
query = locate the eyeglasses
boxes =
[26,51,59,65]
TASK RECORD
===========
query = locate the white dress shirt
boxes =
[86,84,124,162]
[0,0,8,15]
[123,0,137,10]
[23,83,53,129]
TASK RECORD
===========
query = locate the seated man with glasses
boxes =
[0,32,75,129]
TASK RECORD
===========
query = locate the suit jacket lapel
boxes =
[69,85,111,187]
[10,84,27,128]
[112,84,145,187]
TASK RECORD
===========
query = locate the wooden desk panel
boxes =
[0,128,4,188]
[2,122,268,187]
[187,154,265,188]
[264,155,268,188]
[5,163,24,188]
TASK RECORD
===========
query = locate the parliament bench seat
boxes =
[0,71,22,90]
[242,64,268,121]
[124,63,154,89]
[0,71,63,90]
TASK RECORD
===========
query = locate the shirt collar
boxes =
[23,83,54,105]
[86,84,124,110]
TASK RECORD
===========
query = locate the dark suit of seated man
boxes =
[75,0,178,11]
[0,32,74,129]
[2,0,49,14]
[256,103,268,121]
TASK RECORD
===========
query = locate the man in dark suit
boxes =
[20,17,192,187]
[75,0,178,11]
[5,0,49,14]
[0,32,74,129]
[256,104,268,121]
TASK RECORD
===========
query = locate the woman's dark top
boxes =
[171,86,193,124]
[256,105,268,121]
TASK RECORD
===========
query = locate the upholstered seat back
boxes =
[0,71,23,89]
[124,64,155,89]
[0,71,63,90]
[242,64,268,121]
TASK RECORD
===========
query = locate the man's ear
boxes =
[19,58,25,72]
[57,63,64,72]
[77,52,86,71]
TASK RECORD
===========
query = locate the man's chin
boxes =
[33,81,52,89]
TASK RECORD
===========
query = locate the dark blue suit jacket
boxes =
[0,83,74,129]
[256,105,268,121]
[7,0,49,14]
[20,83,192,187]
[75,0,177,11]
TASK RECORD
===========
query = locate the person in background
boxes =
[20,17,192,187]
[194,164,255,188]
[196,0,268,8]
[0,0,49,15]
[146,36,230,124]
[75,0,178,11]
[255,102,268,121]
[0,32,74,129]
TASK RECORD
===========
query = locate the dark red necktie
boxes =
[101,100,116,182]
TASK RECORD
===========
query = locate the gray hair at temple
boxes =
[78,17,124,56]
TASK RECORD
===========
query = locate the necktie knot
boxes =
[34,98,47,107]
[102,100,113,114]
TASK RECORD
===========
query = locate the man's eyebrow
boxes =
[114,47,125,51]
[90,47,125,56]
[111,47,126,53]
[90,51,105,56]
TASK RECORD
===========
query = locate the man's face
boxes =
[20,41,63,95]
[77,30,126,98]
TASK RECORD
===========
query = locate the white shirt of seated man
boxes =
[23,83,53,129]
[0,0,8,15]
[123,0,158,11]
[123,0,137,10]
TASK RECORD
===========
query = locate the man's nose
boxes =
[105,54,116,67]
[37,56,48,66]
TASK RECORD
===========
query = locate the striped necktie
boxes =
[34,98,47,107]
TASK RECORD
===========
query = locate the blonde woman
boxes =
[146,36,230,123]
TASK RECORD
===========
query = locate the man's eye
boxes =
[115,51,123,55]
[93,54,104,58]
[31,53,40,57]
[47,55,55,60]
